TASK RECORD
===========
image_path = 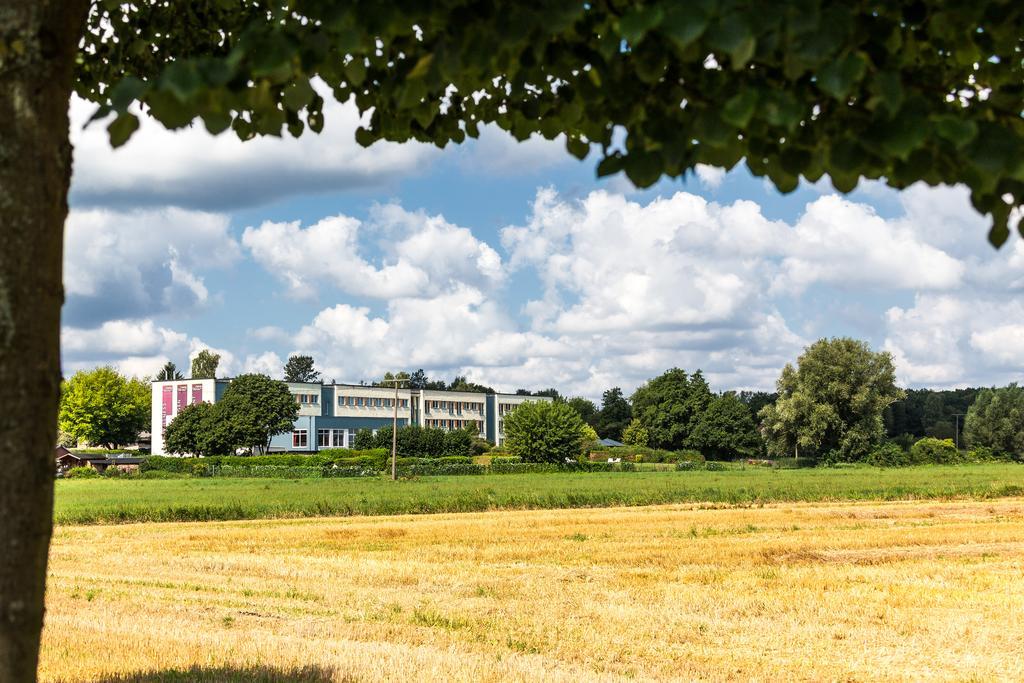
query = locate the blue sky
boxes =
[62,95,1024,400]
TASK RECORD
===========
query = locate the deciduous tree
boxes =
[621,419,649,447]
[163,402,233,458]
[190,349,220,380]
[58,368,150,449]
[7,1,1024,678]
[503,401,585,464]
[631,369,713,450]
[595,388,633,441]
[759,339,903,461]
[964,384,1024,458]
[689,392,762,460]
[216,374,298,454]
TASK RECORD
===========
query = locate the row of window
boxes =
[424,419,484,432]
[426,400,484,413]
[337,396,409,409]
[292,428,361,448]
[296,394,319,405]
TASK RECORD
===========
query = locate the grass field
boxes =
[41,497,1024,681]
[54,463,1024,525]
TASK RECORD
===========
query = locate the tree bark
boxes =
[0,2,88,680]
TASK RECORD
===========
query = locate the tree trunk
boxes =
[0,2,89,680]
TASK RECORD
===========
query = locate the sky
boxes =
[63,94,1024,400]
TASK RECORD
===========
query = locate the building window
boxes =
[317,429,330,447]
[332,429,345,447]
[311,394,318,404]
[338,395,345,406]
[356,397,363,407]
[293,430,308,448]
[345,430,355,448]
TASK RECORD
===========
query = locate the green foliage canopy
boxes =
[283,355,321,383]
[621,419,649,447]
[190,349,220,380]
[163,401,235,458]
[595,387,632,441]
[503,400,585,464]
[964,384,1024,458]
[688,392,761,459]
[79,1,1024,245]
[759,338,904,461]
[630,369,713,450]
[217,374,299,453]
[155,361,182,381]
[58,367,149,449]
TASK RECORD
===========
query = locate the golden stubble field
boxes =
[40,499,1024,682]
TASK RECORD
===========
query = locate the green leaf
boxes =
[283,79,315,111]
[661,2,713,49]
[107,112,139,148]
[566,136,589,161]
[354,126,376,147]
[624,150,663,187]
[345,59,367,87]
[201,111,232,135]
[932,116,977,149]
[109,76,147,112]
[817,52,867,100]
[161,61,201,102]
[620,6,664,44]
[597,154,625,177]
[708,15,757,69]
[721,89,759,128]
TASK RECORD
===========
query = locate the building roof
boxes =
[599,438,625,447]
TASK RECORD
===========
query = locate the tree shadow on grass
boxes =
[90,664,346,683]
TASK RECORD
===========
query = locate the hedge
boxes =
[588,445,705,464]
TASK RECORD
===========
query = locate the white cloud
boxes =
[694,164,726,189]
[70,93,437,210]
[241,351,286,379]
[61,319,189,378]
[456,125,574,175]
[774,195,965,294]
[64,207,238,326]
[242,204,503,299]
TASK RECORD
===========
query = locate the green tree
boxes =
[567,397,599,427]
[631,369,713,450]
[353,429,375,450]
[621,419,649,448]
[503,401,585,464]
[595,388,633,441]
[156,361,183,381]
[163,402,234,458]
[190,349,220,380]
[759,339,904,462]
[9,2,1024,678]
[689,393,762,460]
[217,374,298,454]
[408,370,430,390]
[964,384,1024,458]
[283,355,320,383]
[580,423,600,447]
[448,375,494,394]
[58,368,150,449]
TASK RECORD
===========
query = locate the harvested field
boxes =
[41,498,1024,681]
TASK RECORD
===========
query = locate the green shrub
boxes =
[503,401,585,464]
[65,466,99,478]
[910,437,961,464]
[675,461,700,471]
[399,463,487,476]
[322,465,381,478]
[490,456,522,465]
[866,442,911,467]
[704,461,726,471]
[216,466,324,479]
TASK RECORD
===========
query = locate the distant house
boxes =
[55,446,144,474]
[599,438,625,447]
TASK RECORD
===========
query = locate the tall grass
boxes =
[53,463,1024,525]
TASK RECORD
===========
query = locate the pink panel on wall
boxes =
[161,386,173,430]
[177,384,187,412]
[191,383,203,404]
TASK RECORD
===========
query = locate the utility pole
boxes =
[381,376,408,481]
[953,413,966,451]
